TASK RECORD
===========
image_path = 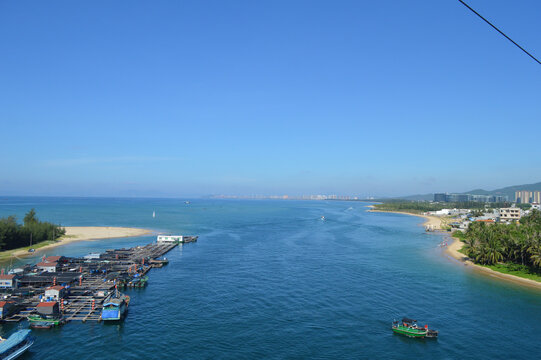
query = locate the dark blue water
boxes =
[1,197,540,359]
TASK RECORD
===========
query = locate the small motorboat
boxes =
[392,318,438,339]
[30,321,55,329]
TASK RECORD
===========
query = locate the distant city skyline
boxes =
[1,1,540,198]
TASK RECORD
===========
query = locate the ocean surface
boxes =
[1,197,540,359]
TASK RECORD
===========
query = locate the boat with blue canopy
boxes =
[101,290,130,321]
[0,329,34,360]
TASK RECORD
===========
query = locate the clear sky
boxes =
[1,0,540,198]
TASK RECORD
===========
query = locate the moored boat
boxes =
[392,318,438,339]
[0,329,34,360]
[127,275,148,288]
[30,321,54,329]
[101,291,130,321]
[27,315,64,326]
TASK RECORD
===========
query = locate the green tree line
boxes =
[458,210,541,269]
[0,209,65,251]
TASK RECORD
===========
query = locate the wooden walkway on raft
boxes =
[61,295,102,322]
[128,243,177,263]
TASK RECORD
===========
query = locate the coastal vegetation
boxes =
[0,209,65,251]
[456,210,541,278]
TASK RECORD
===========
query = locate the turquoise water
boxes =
[1,197,540,359]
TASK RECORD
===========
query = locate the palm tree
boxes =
[462,237,478,258]
[528,237,541,268]
[475,245,489,264]
[485,237,503,265]
[529,244,541,268]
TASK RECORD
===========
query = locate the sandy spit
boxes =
[6,226,152,260]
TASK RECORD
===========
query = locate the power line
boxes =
[457,0,541,65]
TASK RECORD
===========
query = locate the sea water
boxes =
[0,197,540,359]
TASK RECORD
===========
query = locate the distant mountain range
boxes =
[391,181,541,202]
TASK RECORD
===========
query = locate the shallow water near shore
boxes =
[1,197,540,359]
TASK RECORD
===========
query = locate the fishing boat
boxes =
[127,275,148,288]
[392,318,438,339]
[30,321,54,329]
[0,329,34,360]
[27,315,64,326]
[101,291,130,321]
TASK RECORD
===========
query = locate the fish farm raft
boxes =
[0,238,194,325]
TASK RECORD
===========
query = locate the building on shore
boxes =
[515,190,541,204]
[44,285,66,301]
[433,193,447,202]
[157,235,198,244]
[0,274,18,289]
[428,208,471,216]
[36,262,58,273]
[515,190,531,203]
[157,235,184,243]
[499,207,522,222]
[434,193,507,203]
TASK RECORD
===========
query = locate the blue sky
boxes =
[1,0,540,197]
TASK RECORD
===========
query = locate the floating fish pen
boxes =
[0,240,188,324]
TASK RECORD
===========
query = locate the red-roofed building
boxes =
[37,262,58,273]
[36,301,60,316]
[0,274,18,289]
[0,301,16,319]
[45,285,66,300]
[45,256,66,263]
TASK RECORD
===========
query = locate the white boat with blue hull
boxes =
[0,329,34,360]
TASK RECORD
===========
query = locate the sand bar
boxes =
[2,226,152,260]
[63,226,152,241]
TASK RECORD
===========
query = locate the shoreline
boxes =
[368,207,541,290]
[445,236,541,290]
[1,226,153,261]
[367,208,443,230]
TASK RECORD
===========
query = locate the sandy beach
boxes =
[367,208,443,230]
[3,226,152,260]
